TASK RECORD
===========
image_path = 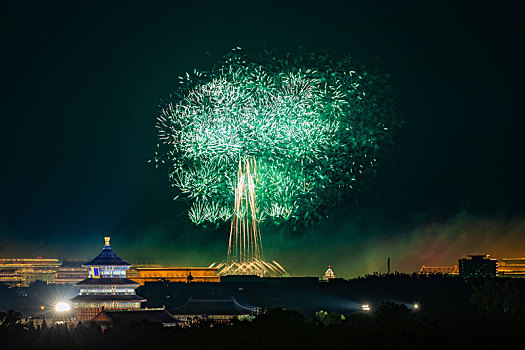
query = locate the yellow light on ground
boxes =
[55,302,71,312]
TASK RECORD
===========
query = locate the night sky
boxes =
[1,1,524,277]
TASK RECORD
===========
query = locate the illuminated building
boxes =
[418,265,459,275]
[458,255,497,278]
[323,265,336,281]
[70,237,146,321]
[55,260,89,284]
[497,258,525,277]
[0,270,23,287]
[127,267,220,285]
[0,258,60,287]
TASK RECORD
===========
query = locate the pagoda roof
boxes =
[76,278,139,286]
[93,309,183,325]
[70,294,146,303]
[84,241,131,267]
[171,297,256,316]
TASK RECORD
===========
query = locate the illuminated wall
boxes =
[128,267,220,285]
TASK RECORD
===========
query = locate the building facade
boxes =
[70,237,146,321]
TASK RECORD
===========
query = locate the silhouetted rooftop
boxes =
[93,309,182,325]
[171,297,256,316]
[59,261,88,268]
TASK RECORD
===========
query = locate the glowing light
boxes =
[55,302,71,312]
[155,49,396,226]
[361,304,371,311]
[413,303,420,309]
[40,305,45,310]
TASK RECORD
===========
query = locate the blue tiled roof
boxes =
[83,245,131,266]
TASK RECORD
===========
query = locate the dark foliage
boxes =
[2,275,524,349]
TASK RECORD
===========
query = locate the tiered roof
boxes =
[84,238,131,266]
[76,278,139,286]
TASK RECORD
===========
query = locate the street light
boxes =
[55,302,71,312]
[361,304,371,312]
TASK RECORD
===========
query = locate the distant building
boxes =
[323,265,335,281]
[0,258,60,286]
[419,265,459,275]
[171,297,259,325]
[127,267,220,285]
[70,237,146,321]
[497,258,525,277]
[92,308,182,329]
[458,255,497,278]
[55,260,89,284]
[0,269,23,287]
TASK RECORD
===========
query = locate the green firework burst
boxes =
[154,48,397,226]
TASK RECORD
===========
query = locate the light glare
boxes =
[55,302,71,312]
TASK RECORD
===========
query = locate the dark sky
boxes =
[1,1,524,276]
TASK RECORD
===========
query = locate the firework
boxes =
[155,49,396,228]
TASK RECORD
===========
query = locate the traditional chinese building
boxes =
[55,260,89,284]
[127,267,220,285]
[92,308,182,329]
[70,237,146,321]
[171,297,259,325]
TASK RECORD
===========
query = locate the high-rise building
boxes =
[70,237,146,321]
[458,255,497,278]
